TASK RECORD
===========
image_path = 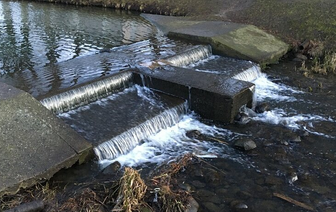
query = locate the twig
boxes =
[273,193,314,211]
[209,137,229,145]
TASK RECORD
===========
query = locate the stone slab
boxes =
[0,82,93,196]
[141,14,289,65]
[132,67,254,123]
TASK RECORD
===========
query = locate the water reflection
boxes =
[0,0,155,75]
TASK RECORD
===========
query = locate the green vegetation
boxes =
[229,0,336,50]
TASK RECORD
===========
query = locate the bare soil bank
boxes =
[29,0,336,50]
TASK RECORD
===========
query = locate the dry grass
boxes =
[1,157,197,212]
[149,154,194,212]
[113,167,148,212]
[301,52,336,76]
[0,183,56,211]
[59,188,106,212]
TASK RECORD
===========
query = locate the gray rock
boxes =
[289,136,301,143]
[178,183,192,192]
[230,200,249,212]
[191,180,206,188]
[186,130,202,139]
[235,113,251,125]
[197,189,216,197]
[102,161,121,174]
[255,102,269,113]
[245,107,258,117]
[203,202,221,212]
[234,138,257,151]
[185,196,199,212]
[295,53,308,61]
[236,191,252,200]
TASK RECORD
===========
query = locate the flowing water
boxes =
[1,1,336,212]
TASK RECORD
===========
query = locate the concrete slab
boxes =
[0,82,93,197]
[132,67,254,123]
[141,14,289,65]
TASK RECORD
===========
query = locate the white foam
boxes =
[252,109,331,129]
[253,74,303,102]
[99,114,246,168]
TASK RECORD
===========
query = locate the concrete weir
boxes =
[133,67,254,123]
[141,14,289,65]
[0,82,92,196]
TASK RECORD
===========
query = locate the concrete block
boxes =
[0,82,92,196]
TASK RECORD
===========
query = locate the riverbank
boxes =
[30,0,336,51]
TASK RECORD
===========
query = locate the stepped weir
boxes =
[0,4,290,197]
[36,44,257,162]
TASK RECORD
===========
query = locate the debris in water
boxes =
[273,192,314,211]
[113,167,148,212]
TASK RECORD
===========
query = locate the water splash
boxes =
[165,45,212,67]
[41,71,133,113]
[94,102,188,161]
[253,73,303,102]
[99,113,247,168]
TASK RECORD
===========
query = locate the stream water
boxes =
[1,1,336,211]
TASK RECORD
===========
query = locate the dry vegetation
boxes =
[1,154,196,212]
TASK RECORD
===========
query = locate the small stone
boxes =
[186,130,201,139]
[185,196,199,212]
[178,183,192,192]
[236,191,252,200]
[196,189,216,197]
[102,161,121,174]
[203,202,221,212]
[234,138,257,151]
[235,202,248,209]
[295,53,308,61]
[290,136,301,143]
[230,200,249,211]
[255,102,269,113]
[288,172,298,184]
[191,180,206,188]
[235,113,251,125]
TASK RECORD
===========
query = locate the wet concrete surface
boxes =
[133,66,254,123]
[141,14,289,65]
[0,82,92,196]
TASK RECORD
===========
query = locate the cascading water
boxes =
[40,71,133,113]
[94,102,187,161]
[232,65,262,82]
[164,45,212,67]
[232,64,261,108]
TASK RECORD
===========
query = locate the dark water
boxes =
[0,0,194,97]
[1,1,336,212]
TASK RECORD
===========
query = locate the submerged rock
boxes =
[234,138,257,151]
[255,102,269,113]
[203,202,221,212]
[186,130,202,139]
[99,48,112,53]
[185,196,199,212]
[230,200,249,212]
[235,113,251,125]
[102,161,121,174]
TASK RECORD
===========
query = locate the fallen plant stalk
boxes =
[273,192,314,211]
